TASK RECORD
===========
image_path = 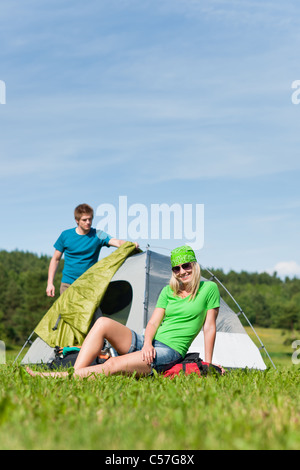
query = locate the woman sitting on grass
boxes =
[26,245,220,379]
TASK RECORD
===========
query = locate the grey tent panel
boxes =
[21,337,56,365]
[108,251,148,333]
[216,297,246,334]
[146,250,172,323]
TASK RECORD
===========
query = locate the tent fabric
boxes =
[21,337,57,365]
[34,242,138,348]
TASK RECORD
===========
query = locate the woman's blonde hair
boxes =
[169,262,201,300]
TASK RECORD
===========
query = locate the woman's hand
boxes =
[213,363,226,375]
[141,344,156,365]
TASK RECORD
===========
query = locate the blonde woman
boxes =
[27,246,220,379]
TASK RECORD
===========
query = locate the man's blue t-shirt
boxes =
[54,228,112,283]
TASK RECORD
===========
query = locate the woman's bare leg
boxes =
[74,351,151,379]
[25,317,147,378]
[26,350,151,379]
[26,367,69,378]
[74,317,133,370]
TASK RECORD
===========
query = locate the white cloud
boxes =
[267,261,300,279]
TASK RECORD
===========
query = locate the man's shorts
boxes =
[128,330,183,373]
[60,282,71,295]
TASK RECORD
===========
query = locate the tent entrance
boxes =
[99,280,133,325]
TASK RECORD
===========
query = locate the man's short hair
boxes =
[74,203,94,221]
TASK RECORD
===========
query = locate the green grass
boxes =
[245,326,299,367]
[0,328,299,450]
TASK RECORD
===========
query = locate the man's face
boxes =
[76,214,93,233]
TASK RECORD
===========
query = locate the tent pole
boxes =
[13,330,35,365]
[203,266,277,370]
[143,245,151,330]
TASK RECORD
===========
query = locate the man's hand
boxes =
[46,283,55,297]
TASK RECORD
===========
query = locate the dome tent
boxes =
[18,243,273,370]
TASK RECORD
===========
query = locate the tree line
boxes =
[0,250,299,345]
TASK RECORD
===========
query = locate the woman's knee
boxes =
[102,356,120,375]
[92,317,132,356]
[94,316,112,332]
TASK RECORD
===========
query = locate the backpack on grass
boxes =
[163,352,224,378]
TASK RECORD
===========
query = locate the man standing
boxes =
[46,203,137,297]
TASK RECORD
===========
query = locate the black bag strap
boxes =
[181,352,223,375]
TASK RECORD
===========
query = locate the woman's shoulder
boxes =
[156,284,175,308]
[198,280,219,292]
[159,284,179,300]
[160,284,173,295]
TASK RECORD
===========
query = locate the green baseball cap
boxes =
[170,245,197,268]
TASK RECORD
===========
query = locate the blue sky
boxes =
[1,0,300,278]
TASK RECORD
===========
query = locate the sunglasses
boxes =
[172,262,193,274]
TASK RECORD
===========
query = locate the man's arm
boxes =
[108,239,139,249]
[46,250,62,297]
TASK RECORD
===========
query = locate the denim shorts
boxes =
[127,330,182,373]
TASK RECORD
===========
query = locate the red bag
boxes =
[163,353,224,379]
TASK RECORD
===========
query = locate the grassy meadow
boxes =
[0,328,299,451]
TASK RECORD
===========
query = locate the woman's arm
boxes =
[142,307,165,365]
[203,308,219,364]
